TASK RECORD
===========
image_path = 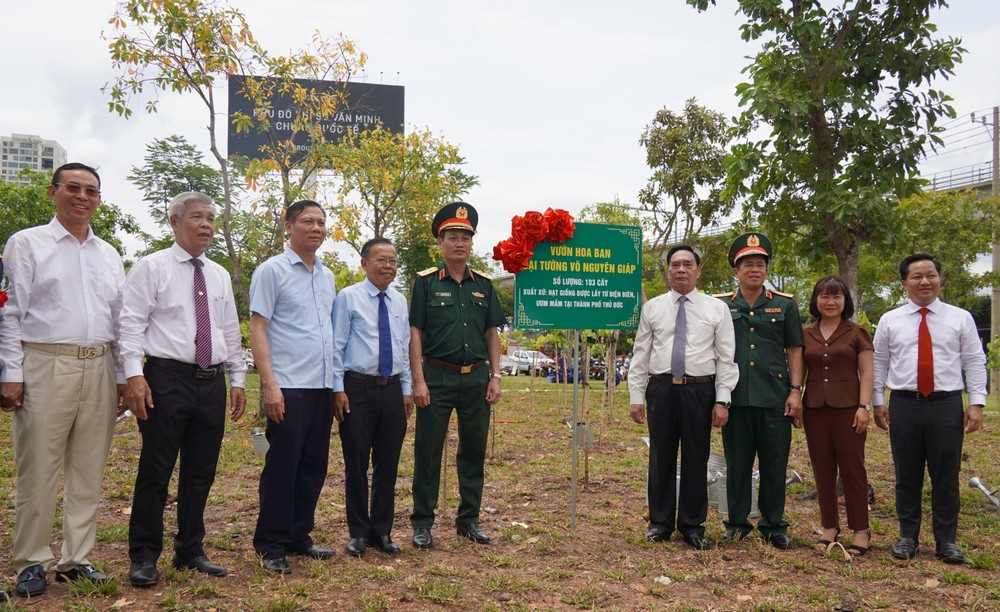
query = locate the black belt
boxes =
[146,356,224,379]
[345,371,400,386]
[424,357,487,374]
[891,389,962,401]
[651,374,715,385]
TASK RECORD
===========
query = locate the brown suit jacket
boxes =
[802,320,873,409]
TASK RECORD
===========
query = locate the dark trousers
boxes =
[888,393,964,543]
[253,388,334,559]
[339,375,406,538]
[722,405,792,536]
[645,378,714,537]
[129,361,226,562]
[803,405,869,532]
[411,362,490,529]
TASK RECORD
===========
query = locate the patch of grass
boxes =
[188,582,224,598]
[65,575,121,598]
[966,551,997,570]
[483,573,538,593]
[424,563,463,578]
[357,593,390,611]
[203,535,240,552]
[938,570,991,586]
[483,552,521,568]
[415,579,462,604]
[160,588,197,611]
[95,523,129,542]
[560,585,605,608]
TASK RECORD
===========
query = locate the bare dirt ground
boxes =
[1,378,998,610]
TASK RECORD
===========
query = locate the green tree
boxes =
[128,135,224,225]
[330,124,478,285]
[638,98,732,288]
[688,0,965,301]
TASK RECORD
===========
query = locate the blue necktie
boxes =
[378,291,392,378]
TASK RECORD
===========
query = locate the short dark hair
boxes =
[285,200,325,222]
[666,245,700,266]
[899,253,941,281]
[808,275,854,320]
[52,162,100,188]
[361,237,393,259]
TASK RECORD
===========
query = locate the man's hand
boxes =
[712,403,729,428]
[261,380,285,424]
[873,405,889,430]
[334,392,350,424]
[125,376,154,420]
[784,392,803,428]
[629,403,645,424]
[229,387,246,421]
[116,384,127,416]
[965,404,984,434]
[1,382,24,412]
[853,408,870,434]
[412,381,430,408]
[403,395,414,419]
[485,377,502,405]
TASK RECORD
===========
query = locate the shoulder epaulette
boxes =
[771,289,794,298]
[471,268,493,281]
[712,292,735,299]
[417,267,438,277]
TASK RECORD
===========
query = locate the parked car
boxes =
[497,354,518,376]
[508,350,556,376]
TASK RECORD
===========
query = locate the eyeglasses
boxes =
[55,183,101,198]
[369,257,398,267]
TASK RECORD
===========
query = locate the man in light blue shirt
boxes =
[249,200,337,575]
[333,237,412,557]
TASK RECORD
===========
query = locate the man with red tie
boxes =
[873,253,986,564]
[120,191,247,586]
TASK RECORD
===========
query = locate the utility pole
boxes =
[990,107,999,394]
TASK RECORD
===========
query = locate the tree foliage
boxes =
[128,135,225,225]
[688,0,965,300]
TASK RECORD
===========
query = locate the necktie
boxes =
[671,295,688,377]
[917,307,934,397]
[378,291,392,378]
[191,258,212,369]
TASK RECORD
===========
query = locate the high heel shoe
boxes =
[815,526,840,549]
[847,529,871,556]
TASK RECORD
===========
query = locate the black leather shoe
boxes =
[261,557,292,575]
[345,538,366,557]
[173,555,228,577]
[456,522,491,544]
[645,527,671,542]
[682,533,716,550]
[15,564,46,597]
[935,542,965,564]
[55,564,110,584]
[891,537,919,560]
[128,560,159,587]
[412,528,433,549]
[289,545,335,560]
[722,527,751,542]
[367,535,401,555]
[764,532,793,550]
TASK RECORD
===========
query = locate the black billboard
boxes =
[227,74,404,160]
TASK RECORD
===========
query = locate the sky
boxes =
[3,1,999,263]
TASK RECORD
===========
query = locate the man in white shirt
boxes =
[873,253,986,564]
[0,163,125,597]
[119,192,246,587]
[629,245,738,550]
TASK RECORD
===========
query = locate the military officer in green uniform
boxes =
[715,232,804,549]
[409,202,505,549]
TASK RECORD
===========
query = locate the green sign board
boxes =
[514,223,642,330]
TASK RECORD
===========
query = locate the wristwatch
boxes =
[491,371,502,380]
[858,404,872,412]
[789,384,803,391]
[714,401,731,409]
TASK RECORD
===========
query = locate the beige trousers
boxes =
[12,345,117,573]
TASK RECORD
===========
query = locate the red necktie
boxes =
[917,307,934,397]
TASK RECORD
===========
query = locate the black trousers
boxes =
[339,374,407,538]
[645,378,714,537]
[888,392,965,543]
[253,388,334,559]
[129,360,226,562]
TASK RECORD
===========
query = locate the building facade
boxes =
[1,134,67,183]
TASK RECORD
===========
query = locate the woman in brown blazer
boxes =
[802,275,873,556]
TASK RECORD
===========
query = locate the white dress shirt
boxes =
[629,288,739,405]
[119,243,246,387]
[872,297,986,406]
[0,218,125,383]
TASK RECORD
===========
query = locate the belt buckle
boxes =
[460,365,473,374]
[195,367,216,379]
[375,376,388,385]
[78,345,102,359]
[672,376,685,385]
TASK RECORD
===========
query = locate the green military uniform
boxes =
[716,233,803,539]
[410,205,505,530]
